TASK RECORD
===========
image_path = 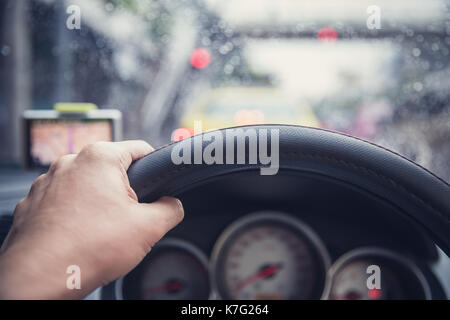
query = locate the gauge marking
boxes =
[210,212,331,300]
[116,238,211,300]
[325,247,431,300]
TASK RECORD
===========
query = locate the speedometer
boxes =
[210,212,330,300]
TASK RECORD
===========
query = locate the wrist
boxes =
[0,244,88,299]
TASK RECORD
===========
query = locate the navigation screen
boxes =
[29,119,113,167]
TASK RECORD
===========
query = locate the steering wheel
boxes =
[127,125,450,256]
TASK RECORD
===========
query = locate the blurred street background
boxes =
[0,0,449,180]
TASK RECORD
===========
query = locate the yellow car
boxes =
[179,87,319,132]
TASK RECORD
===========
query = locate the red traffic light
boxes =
[317,27,338,42]
[190,48,211,69]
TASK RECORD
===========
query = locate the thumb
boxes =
[133,196,185,246]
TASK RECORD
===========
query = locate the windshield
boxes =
[0,0,449,180]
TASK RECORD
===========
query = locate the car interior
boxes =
[0,0,449,300]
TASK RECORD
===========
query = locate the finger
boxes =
[133,196,184,245]
[28,173,48,196]
[115,140,154,170]
[27,173,52,204]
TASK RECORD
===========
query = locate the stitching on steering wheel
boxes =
[282,152,448,223]
[138,152,448,223]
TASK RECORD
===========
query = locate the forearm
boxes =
[0,241,95,299]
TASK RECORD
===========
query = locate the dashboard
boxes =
[0,168,448,300]
[100,172,449,300]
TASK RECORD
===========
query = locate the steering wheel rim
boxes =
[127,125,450,255]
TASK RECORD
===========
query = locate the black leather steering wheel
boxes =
[127,125,450,255]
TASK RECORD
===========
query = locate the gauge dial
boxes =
[328,260,403,300]
[211,212,330,300]
[325,248,431,300]
[116,239,210,300]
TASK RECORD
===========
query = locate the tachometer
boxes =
[211,212,330,300]
[116,238,211,300]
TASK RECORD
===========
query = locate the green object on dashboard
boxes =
[53,103,98,113]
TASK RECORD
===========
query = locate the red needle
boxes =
[144,280,183,295]
[235,264,280,291]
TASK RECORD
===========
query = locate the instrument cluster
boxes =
[114,211,431,300]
